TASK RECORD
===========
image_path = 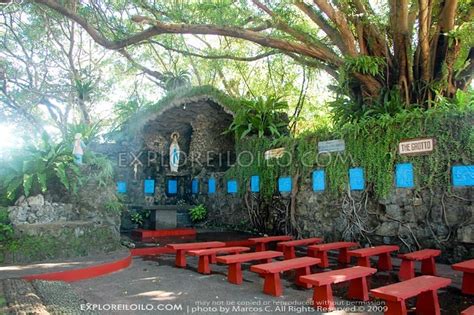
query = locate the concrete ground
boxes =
[69,253,473,315]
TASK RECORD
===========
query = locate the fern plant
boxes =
[188,204,207,222]
[225,96,289,139]
[1,133,81,200]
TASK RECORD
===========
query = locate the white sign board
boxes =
[398,138,435,155]
[318,139,345,153]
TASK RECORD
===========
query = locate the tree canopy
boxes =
[0,0,473,137]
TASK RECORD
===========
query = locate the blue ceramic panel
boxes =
[250,175,260,193]
[349,168,365,190]
[395,163,414,188]
[312,170,325,192]
[144,179,155,194]
[227,180,238,193]
[167,179,178,194]
[192,179,199,194]
[117,181,127,193]
[208,178,216,194]
[278,177,292,193]
[452,165,474,187]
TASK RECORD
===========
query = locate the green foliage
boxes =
[189,204,207,222]
[104,198,124,213]
[1,133,81,201]
[130,210,150,227]
[225,96,289,139]
[344,56,386,76]
[65,121,103,145]
[0,207,13,243]
[226,105,473,199]
[85,152,115,187]
[163,69,191,91]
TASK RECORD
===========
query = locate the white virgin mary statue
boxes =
[169,132,180,173]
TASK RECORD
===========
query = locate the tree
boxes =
[31,0,473,107]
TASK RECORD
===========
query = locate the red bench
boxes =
[370,275,451,315]
[462,305,474,315]
[277,237,323,259]
[216,251,283,284]
[452,259,474,295]
[248,235,293,251]
[299,266,377,311]
[398,249,441,280]
[187,246,250,274]
[348,245,399,271]
[166,241,225,268]
[308,242,358,268]
[250,257,321,296]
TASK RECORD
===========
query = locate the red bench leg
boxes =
[283,246,296,260]
[210,254,217,264]
[416,289,440,315]
[347,276,369,301]
[420,257,436,275]
[461,272,474,295]
[385,300,407,315]
[338,248,350,264]
[317,251,329,268]
[295,266,312,289]
[399,259,415,281]
[307,247,316,257]
[255,243,266,252]
[377,253,392,271]
[263,273,282,297]
[312,284,335,311]
[228,263,242,285]
[198,256,211,274]
[175,250,186,268]
[357,256,370,268]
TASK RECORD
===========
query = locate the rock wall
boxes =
[195,174,473,263]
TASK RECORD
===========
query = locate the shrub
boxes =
[188,204,207,222]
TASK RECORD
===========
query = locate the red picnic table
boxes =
[248,235,293,252]
[452,258,474,295]
[277,237,323,259]
[348,245,399,271]
[166,241,225,268]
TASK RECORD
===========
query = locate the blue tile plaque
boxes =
[144,179,155,194]
[395,163,414,188]
[278,177,292,193]
[250,175,260,193]
[452,165,474,187]
[167,179,178,194]
[312,170,325,191]
[227,180,238,193]
[117,181,127,193]
[192,179,199,194]
[349,168,365,190]
[208,178,216,194]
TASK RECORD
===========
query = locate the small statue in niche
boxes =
[72,133,86,165]
[169,132,180,173]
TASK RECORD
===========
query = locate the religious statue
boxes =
[72,133,86,165]
[169,132,180,173]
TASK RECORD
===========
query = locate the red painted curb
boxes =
[22,252,132,282]
[132,228,197,240]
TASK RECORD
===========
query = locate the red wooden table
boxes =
[277,237,323,259]
[248,235,293,251]
[452,258,474,295]
[166,241,225,268]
